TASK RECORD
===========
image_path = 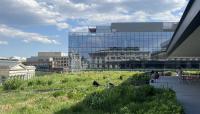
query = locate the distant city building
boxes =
[0,60,35,84]
[25,52,81,72]
[0,56,26,62]
[69,22,180,70]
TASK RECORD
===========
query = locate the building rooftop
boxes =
[111,22,178,32]
[38,52,68,57]
[0,60,20,67]
[0,60,35,70]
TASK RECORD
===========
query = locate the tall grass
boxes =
[3,79,24,90]
[56,76,183,114]
[0,71,183,114]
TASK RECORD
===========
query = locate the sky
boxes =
[0,0,188,57]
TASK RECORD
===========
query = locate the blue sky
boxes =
[0,0,188,57]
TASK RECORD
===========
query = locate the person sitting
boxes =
[154,71,160,80]
[150,70,155,83]
[153,71,160,83]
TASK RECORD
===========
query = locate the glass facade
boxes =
[69,32,173,52]
[69,22,200,70]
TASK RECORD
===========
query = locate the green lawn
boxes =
[0,71,183,114]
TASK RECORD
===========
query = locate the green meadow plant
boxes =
[3,79,24,90]
[0,71,183,114]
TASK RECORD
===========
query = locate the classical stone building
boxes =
[0,60,35,84]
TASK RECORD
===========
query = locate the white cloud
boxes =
[0,41,8,45]
[0,24,59,44]
[56,23,69,30]
[39,0,187,31]
[0,0,188,32]
[0,0,69,29]
[70,26,89,32]
[150,11,180,21]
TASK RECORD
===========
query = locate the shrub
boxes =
[75,78,86,82]
[164,71,172,76]
[119,106,131,114]
[130,75,150,86]
[61,78,68,83]
[85,91,106,110]
[36,80,42,85]
[28,81,34,86]
[77,73,183,114]
[47,80,53,85]
[83,85,182,113]
[3,79,23,90]
[19,106,38,114]
[183,71,200,75]
[67,91,74,99]
[52,91,65,97]
[132,85,155,102]
[36,79,46,85]
[71,104,85,112]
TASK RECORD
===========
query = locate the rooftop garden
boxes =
[0,71,183,114]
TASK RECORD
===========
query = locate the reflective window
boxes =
[69,31,174,69]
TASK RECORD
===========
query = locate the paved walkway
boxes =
[151,76,200,114]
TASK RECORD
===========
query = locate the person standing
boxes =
[176,67,183,79]
[154,71,160,82]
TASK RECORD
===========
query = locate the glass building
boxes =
[69,22,200,70]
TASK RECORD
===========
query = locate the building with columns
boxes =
[0,60,35,84]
